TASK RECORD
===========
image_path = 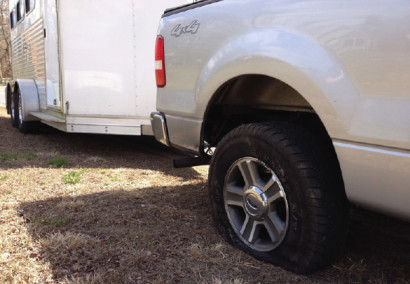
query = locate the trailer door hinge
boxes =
[44,28,46,38]
[65,101,69,114]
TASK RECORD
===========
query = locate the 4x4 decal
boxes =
[171,20,200,37]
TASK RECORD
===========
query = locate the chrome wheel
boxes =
[224,157,289,252]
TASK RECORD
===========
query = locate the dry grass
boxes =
[0,107,409,283]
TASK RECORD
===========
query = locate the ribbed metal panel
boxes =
[11,18,46,82]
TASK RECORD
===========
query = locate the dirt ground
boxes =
[0,107,409,283]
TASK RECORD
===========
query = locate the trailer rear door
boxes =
[43,0,61,111]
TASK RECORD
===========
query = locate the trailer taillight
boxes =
[155,36,166,88]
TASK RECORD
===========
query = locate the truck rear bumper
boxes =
[151,111,203,154]
[150,112,170,146]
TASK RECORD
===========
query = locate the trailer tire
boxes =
[208,122,348,274]
[17,88,35,134]
[6,84,12,115]
[10,91,18,127]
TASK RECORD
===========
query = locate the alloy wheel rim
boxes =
[224,157,289,252]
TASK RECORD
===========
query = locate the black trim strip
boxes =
[163,0,222,18]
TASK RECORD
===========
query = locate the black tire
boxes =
[209,122,348,274]
[6,85,12,115]
[16,89,36,134]
[10,90,18,127]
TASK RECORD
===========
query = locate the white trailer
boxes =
[5,0,191,134]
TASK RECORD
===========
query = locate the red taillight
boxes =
[155,35,166,88]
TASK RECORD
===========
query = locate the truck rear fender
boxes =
[197,28,360,146]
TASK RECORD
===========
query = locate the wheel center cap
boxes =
[244,186,268,220]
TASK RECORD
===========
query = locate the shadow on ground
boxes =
[336,207,410,281]
[19,183,273,283]
[19,186,410,283]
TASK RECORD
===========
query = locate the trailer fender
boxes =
[14,79,40,122]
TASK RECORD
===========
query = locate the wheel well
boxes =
[202,74,330,152]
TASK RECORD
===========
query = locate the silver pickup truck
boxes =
[151,0,410,274]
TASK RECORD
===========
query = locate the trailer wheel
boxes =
[10,91,18,127]
[17,88,35,134]
[6,85,11,115]
[208,122,348,274]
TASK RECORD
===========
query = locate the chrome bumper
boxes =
[150,112,170,146]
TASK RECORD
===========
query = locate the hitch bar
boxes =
[173,156,211,168]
